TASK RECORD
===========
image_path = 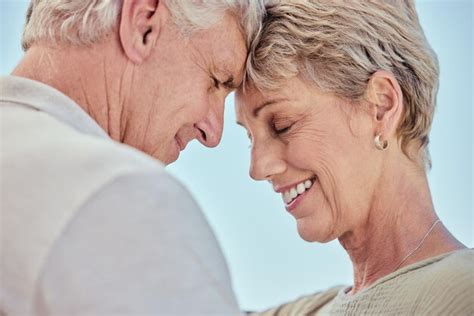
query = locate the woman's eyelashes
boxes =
[272,119,295,135]
[273,123,292,134]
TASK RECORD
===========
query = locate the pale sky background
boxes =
[1,0,472,311]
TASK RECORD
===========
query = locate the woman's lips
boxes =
[285,178,317,213]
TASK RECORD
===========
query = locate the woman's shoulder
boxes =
[399,248,473,315]
[444,247,473,264]
[426,248,473,280]
[393,248,472,291]
[249,286,343,316]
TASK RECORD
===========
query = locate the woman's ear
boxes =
[119,0,162,64]
[365,70,404,138]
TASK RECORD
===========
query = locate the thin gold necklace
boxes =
[393,219,441,272]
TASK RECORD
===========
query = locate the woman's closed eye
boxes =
[272,122,294,135]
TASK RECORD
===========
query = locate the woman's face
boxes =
[235,77,380,242]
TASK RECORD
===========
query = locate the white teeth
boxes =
[281,178,315,205]
[296,183,305,194]
[290,188,297,199]
[283,191,292,204]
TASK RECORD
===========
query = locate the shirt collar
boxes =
[0,75,109,139]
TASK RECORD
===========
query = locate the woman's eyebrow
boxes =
[253,98,289,117]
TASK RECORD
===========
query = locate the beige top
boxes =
[0,76,240,315]
[253,249,473,315]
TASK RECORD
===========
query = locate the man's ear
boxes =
[119,0,162,64]
[365,70,404,138]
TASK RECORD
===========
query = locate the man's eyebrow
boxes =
[222,76,237,89]
[212,61,239,90]
[253,98,289,117]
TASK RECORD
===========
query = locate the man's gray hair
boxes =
[22,0,266,50]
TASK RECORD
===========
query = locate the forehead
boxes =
[236,86,267,113]
[235,85,284,123]
[190,13,247,80]
[235,78,305,119]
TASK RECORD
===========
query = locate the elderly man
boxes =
[0,0,263,314]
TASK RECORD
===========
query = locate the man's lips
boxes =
[175,135,186,151]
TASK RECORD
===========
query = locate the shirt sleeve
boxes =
[33,171,241,315]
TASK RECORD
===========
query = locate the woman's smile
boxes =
[273,176,317,214]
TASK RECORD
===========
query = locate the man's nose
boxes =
[194,101,224,148]
[249,141,286,181]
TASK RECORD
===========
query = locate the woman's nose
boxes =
[249,142,286,181]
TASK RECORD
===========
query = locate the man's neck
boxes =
[12,43,130,142]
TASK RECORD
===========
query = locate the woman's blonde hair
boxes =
[22,0,265,50]
[245,0,439,165]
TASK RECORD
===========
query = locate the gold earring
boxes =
[374,134,388,150]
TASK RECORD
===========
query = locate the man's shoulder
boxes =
[66,133,165,179]
[2,100,164,180]
[1,100,178,247]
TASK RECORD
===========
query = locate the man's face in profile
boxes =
[125,12,247,165]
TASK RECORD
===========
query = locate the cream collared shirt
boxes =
[0,76,240,315]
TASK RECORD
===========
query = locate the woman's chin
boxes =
[296,219,335,243]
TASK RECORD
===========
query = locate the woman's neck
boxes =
[338,156,465,295]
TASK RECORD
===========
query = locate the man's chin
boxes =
[148,149,178,166]
[159,151,179,165]
[165,155,179,165]
[164,142,181,165]
[147,138,182,165]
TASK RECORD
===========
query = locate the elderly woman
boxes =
[236,1,472,315]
